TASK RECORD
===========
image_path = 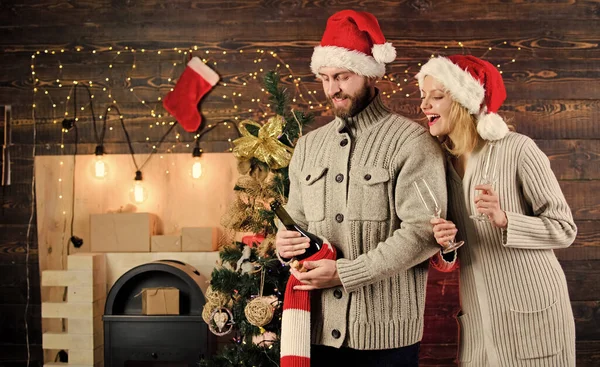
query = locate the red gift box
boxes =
[242,234,265,247]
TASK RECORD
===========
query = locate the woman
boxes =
[416,55,577,366]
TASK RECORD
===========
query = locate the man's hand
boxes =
[276,228,310,259]
[474,184,508,228]
[430,217,459,249]
[291,259,341,291]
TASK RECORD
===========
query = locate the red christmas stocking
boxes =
[163,56,220,132]
[280,243,337,367]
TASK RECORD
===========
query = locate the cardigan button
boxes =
[305,175,311,181]
[333,289,343,299]
[340,138,349,147]
[332,329,341,339]
[335,214,344,223]
[364,174,372,181]
[335,174,344,183]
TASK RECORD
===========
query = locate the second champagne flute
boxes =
[470,141,499,222]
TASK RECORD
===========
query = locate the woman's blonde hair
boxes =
[444,101,480,157]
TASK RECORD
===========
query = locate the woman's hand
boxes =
[474,184,508,228]
[431,217,459,250]
[275,228,310,260]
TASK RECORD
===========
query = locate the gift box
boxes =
[90,213,159,252]
[242,234,266,247]
[151,235,182,252]
[141,287,179,315]
[181,227,220,252]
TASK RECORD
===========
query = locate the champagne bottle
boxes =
[270,200,322,260]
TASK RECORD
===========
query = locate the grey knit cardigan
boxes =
[284,96,447,349]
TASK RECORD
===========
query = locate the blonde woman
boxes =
[417,55,576,366]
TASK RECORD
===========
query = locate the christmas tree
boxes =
[200,71,312,367]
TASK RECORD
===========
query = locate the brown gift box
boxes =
[151,235,182,252]
[141,287,179,315]
[90,213,159,252]
[181,227,220,252]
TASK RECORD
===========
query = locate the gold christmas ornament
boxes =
[205,286,230,307]
[244,296,275,327]
[232,116,293,169]
[203,286,231,325]
[220,198,263,231]
[220,173,283,232]
[244,269,278,328]
[235,174,276,202]
[208,306,234,336]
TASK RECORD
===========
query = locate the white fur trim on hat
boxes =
[416,57,484,114]
[477,112,509,141]
[372,42,396,64]
[311,45,386,78]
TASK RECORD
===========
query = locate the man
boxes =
[276,9,447,366]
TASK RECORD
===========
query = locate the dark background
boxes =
[0,1,598,366]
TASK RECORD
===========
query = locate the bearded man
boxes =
[275,9,447,367]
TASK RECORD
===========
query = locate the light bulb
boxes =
[94,156,108,178]
[191,159,202,179]
[129,171,148,204]
[92,145,108,179]
[190,146,203,179]
[132,181,147,203]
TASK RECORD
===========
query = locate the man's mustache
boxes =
[329,92,352,100]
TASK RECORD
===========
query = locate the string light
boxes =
[93,145,108,179]
[30,42,523,188]
[130,170,148,204]
[374,40,524,99]
[191,144,203,179]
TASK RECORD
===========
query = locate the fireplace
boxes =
[103,259,215,366]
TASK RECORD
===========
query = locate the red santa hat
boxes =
[416,55,509,141]
[310,10,396,78]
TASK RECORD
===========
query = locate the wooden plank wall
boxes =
[0,1,598,365]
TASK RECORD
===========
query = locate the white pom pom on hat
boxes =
[477,111,509,141]
[372,42,396,64]
[310,10,396,78]
[416,55,509,141]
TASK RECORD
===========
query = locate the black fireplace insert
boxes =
[103,259,216,366]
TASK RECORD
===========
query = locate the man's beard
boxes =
[328,87,372,118]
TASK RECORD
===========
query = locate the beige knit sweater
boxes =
[441,132,576,366]
[284,95,447,349]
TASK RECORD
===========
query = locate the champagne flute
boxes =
[413,178,464,254]
[470,141,499,222]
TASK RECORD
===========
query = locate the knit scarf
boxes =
[280,243,337,367]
